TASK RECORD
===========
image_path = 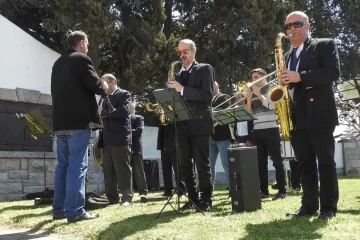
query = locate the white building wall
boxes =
[0,15,60,94]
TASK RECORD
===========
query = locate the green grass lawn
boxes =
[0,177,359,240]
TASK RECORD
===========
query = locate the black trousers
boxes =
[252,128,286,194]
[131,153,148,196]
[290,127,339,213]
[103,145,133,203]
[289,159,301,188]
[177,125,212,203]
[161,150,186,194]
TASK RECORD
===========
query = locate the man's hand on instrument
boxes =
[280,70,301,84]
[251,85,261,98]
[168,80,183,93]
[98,107,102,115]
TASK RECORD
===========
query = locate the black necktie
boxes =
[290,48,299,71]
[289,48,299,90]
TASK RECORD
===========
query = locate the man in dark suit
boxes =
[130,102,148,198]
[210,82,233,189]
[100,74,133,206]
[156,120,186,197]
[168,39,215,212]
[281,11,340,220]
[51,31,107,223]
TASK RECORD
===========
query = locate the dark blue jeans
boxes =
[52,129,91,223]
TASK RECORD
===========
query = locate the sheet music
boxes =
[337,80,360,100]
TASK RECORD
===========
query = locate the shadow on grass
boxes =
[0,204,49,214]
[241,217,327,240]
[338,209,360,215]
[96,210,190,240]
[12,210,52,223]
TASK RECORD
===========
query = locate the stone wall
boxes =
[0,150,104,201]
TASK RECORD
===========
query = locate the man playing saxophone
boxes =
[281,11,340,220]
[245,68,287,201]
[168,39,215,212]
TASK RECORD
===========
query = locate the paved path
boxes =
[0,225,65,240]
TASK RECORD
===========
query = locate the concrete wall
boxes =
[0,15,60,95]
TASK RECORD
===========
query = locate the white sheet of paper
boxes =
[237,121,248,136]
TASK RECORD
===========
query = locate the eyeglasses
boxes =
[177,49,191,56]
[284,21,307,30]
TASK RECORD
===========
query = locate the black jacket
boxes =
[51,48,106,131]
[131,114,144,154]
[101,88,132,146]
[175,63,215,136]
[211,93,234,141]
[157,124,176,151]
[289,38,340,129]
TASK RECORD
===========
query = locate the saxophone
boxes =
[268,32,293,140]
[144,61,181,125]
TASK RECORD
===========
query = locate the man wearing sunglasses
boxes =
[280,11,340,220]
[168,39,215,212]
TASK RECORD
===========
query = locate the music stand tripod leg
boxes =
[156,95,205,218]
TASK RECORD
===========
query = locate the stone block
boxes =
[16,88,41,103]
[346,167,360,175]
[20,160,29,170]
[23,185,46,193]
[344,142,357,148]
[0,172,8,181]
[0,183,22,194]
[0,88,18,101]
[0,151,45,159]
[346,160,360,168]
[1,160,20,170]
[98,184,105,194]
[24,172,45,185]
[0,194,6,201]
[46,172,54,186]
[29,159,50,171]
[88,172,104,184]
[6,194,24,201]
[8,170,29,179]
[87,184,98,193]
[38,93,52,105]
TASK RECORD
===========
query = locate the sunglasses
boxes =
[177,49,191,56]
[284,21,307,30]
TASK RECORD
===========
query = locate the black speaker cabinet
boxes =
[228,147,261,212]
[143,159,160,191]
[133,159,160,191]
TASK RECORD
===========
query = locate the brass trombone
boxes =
[213,71,277,111]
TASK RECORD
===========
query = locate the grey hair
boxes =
[179,39,196,49]
[286,11,309,23]
[103,74,117,84]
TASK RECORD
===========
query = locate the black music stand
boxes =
[152,88,202,218]
[213,106,255,126]
[16,110,54,205]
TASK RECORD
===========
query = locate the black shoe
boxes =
[180,201,198,211]
[196,201,212,213]
[318,211,335,220]
[162,191,173,197]
[271,183,279,190]
[70,212,99,223]
[272,192,287,201]
[286,207,317,217]
[261,192,270,199]
[139,195,147,203]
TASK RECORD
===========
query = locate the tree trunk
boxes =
[164,0,172,39]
